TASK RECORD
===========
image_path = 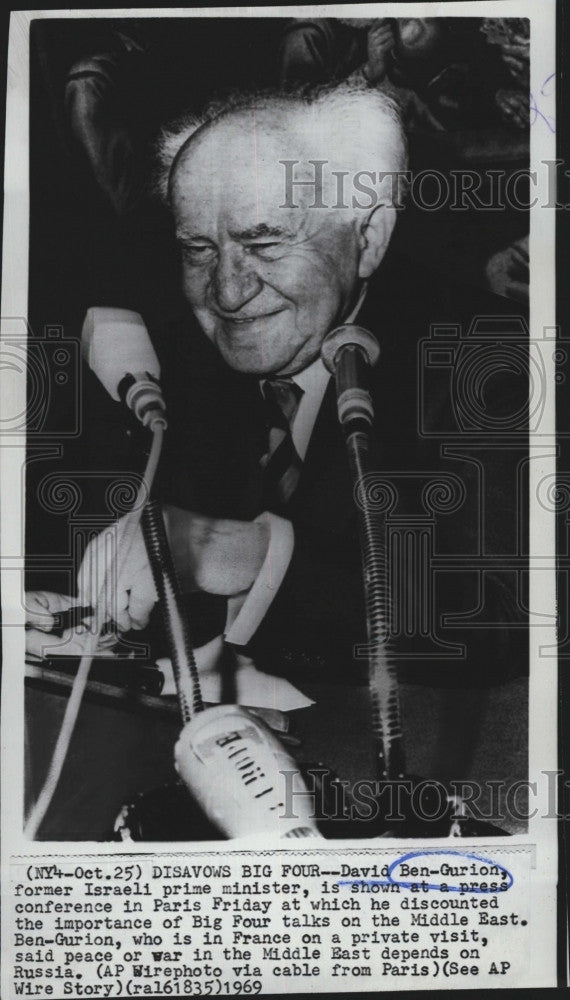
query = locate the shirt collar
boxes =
[290,355,330,395]
[345,281,368,325]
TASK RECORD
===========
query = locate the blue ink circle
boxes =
[337,849,514,894]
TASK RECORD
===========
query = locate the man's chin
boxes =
[219,353,288,376]
[215,336,293,377]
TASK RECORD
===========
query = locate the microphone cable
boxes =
[24,421,165,840]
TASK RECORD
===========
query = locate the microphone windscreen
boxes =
[82,307,160,401]
[321,324,380,373]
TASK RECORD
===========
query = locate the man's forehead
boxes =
[173,172,298,236]
[175,112,302,175]
[170,109,357,238]
[171,112,314,198]
[171,118,312,234]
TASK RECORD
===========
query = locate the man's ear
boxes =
[357,203,397,279]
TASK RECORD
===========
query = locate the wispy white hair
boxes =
[154,83,408,209]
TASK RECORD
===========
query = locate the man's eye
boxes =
[246,242,281,257]
[181,244,216,263]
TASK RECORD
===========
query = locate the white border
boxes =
[1,3,559,992]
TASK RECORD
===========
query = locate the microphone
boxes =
[81,307,166,429]
[321,324,380,435]
[174,705,323,840]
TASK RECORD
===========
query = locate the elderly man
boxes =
[30,87,404,641]
[27,86,526,801]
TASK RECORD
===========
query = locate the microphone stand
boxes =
[322,325,509,838]
[322,325,405,783]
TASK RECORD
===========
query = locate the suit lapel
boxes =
[288,376,357,533]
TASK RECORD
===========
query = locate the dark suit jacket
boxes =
[153,249,528,689]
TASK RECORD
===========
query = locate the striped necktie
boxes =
[260,378,304,511]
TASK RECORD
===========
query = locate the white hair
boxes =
[154,83,409,209]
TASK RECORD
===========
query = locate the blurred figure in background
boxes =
[481,17,530,131]
[480,18,530,301]
[279,17,521,134]
[280,17,448,131]
[485,234,529,303]
[65,29,150,217]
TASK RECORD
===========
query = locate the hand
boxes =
[25,591,116,659]
[77,516,157,633]
[164,506,270,597]
[25,590,80,632]
[77,508,270,633]
[364,19,395,85]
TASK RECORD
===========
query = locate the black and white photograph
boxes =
[0,3,561,994]
[23,10,534,841]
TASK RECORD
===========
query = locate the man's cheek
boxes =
[182,267,210,307]
[192,306,217,340]
[261,254,317,291]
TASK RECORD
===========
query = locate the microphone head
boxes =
[321,324,380,374]
[82,307,161,401]
[174,705,323,840]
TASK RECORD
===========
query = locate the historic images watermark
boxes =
[279,769,566,826]
[280,159,568,212]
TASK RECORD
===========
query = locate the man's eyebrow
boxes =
[175,230,211,244]
[228,223,288,241]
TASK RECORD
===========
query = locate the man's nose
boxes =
[211,250,263,313]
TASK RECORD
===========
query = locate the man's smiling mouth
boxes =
[220,308,286,326]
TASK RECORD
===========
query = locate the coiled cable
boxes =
[347,432,405,781]
[141,500,203,721]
